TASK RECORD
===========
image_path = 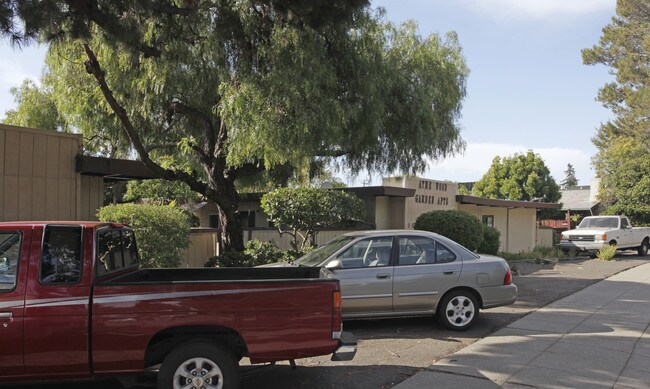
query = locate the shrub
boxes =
[204,240,311,267]
[414,210,483,251]
[244,240,285,265]
[478,226,500,255]
[205,251,252,267]
[97,203,191,268]
[261,187,366,250]
[597,244,617,261]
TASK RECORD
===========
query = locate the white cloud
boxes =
[340,142,596,188]
[458,0,614,20]
[424,142,595,185]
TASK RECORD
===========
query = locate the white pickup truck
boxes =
[559,216,650,257]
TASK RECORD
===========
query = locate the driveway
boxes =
[7,255,649,389]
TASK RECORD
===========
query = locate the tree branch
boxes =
[82,43,218,199]
[167,100,215,163]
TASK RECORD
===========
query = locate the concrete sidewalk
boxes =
[394,263,650,389]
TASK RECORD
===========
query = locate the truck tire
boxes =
[639,238,649,257]
[436,289,479,331]
[158,341,240,389]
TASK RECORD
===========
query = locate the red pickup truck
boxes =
[0,222,356,388]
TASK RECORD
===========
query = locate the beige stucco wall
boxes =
[80,175,104,220]
[0,124,82,222]
[458,203,537,253]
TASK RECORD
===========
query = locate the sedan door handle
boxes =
[443,270,456,275]
[0,312,12,319]
[376,273,391,279]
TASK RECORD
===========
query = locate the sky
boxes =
[0,0,617,187]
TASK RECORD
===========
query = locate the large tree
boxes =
[3,2,469,251]
[472,150,561,204]
[582,0,650,224]
[2,79,68,132]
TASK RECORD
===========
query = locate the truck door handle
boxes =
[443,270,455,275]
[0,312,12,319]
[376,274,391,279]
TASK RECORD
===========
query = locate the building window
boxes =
[238,211,256,228]
[208,214,219,228]
[482,215,494,228]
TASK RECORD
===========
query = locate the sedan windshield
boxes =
[296,235,355,267]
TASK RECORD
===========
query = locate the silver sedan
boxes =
[294,230,517,331]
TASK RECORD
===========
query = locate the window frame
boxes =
[0,230,23,293]
[482,215,494,228]
[39,225,84,286]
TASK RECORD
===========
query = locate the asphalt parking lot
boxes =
[7,254,649,389]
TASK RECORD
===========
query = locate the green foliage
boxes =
[561,163,579,189]
[204,252,252,268]
[472,150,561,204]
[583,0,650,225]
[478,226,500,255]
[413,210,483,252]
[500,247,576,261]
[204,239,299,267]
[2,79,68,132]
[597,244,617,261]
[457,184,471,195]
[7,1,469,252]
[262,187,366,250]
[124,179,201,205]
[243,240,285,265]
[97,203,190,268]
[594,137,650,225]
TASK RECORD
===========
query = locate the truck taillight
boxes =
[332,290,342,338]
[503,270,512,285]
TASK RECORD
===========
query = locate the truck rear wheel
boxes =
[158,341,240,389]
[639,238,649,257]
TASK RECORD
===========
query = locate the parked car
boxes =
[559,216,650,256]
[0,222,356,389]
[263,230,517,331]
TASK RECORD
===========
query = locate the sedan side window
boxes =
[338,237,393,268]
[436,243,456,263]
[398,236,456,265]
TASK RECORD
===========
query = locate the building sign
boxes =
[383,176,458,229]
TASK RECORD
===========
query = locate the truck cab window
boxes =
[41,226,82,284]
[0,232,21,291]
[97,229,139,277]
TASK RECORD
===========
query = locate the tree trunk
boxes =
[207,173,244,253]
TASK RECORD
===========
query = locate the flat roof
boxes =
[342,186,416,198]
[76,155,158,180]
[456,195,560,209]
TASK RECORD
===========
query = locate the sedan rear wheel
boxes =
[437,290,479,331]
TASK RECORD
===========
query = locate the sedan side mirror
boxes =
[325,259,343,270]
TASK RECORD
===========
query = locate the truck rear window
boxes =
[97,228,139,277]
[0,232,21,291]
[41,226,83,285]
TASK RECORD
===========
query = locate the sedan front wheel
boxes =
[437,290,479,331]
